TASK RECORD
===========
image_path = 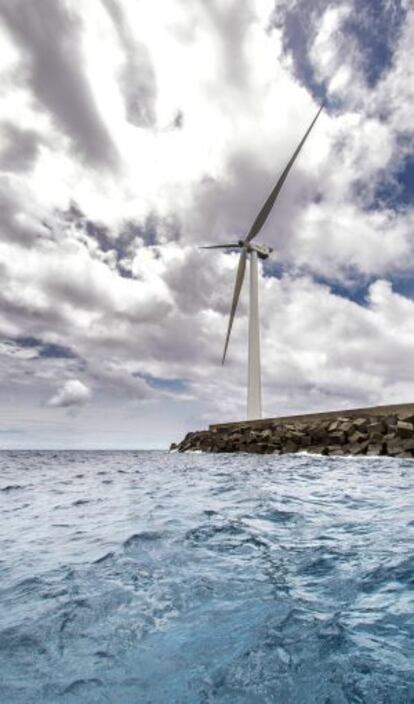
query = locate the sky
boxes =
[0,0,413,449]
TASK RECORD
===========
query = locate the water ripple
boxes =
[0,450,413,703]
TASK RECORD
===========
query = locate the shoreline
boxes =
[172,403,414,458]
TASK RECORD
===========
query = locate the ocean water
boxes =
[0,451,413,704]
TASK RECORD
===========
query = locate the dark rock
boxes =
[385,416,398,432]
[326,445,345,456]
[367,443,384,456]
[399,412,414,424]
[369,432,386,444]
[348,441,369,455]
[260,429,273,439]
[352,418,369,431]
[258,443,273,454]
[328,421,340,432]
[311,429,331,444]
[396,420,414,438]
[367,421,386,435]
[386,439,403,456]
[229,432,242,442]
[329,431,346,444]
[289,430,305,443]
[283,440,299,453]
[348,430,367,445]
[298,434,312,447]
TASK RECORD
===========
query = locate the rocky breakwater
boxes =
[171,405,414,458]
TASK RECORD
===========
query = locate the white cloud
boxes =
[0,0,413,446]
[47,379,91,408]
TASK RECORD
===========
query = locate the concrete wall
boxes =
[209,403,414,432]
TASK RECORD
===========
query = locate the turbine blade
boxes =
[200,243,239,249]
[245,103,324,244]
[222,247,247,365]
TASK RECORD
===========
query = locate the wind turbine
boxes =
[202,104,324,420]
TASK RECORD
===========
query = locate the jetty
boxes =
[172,403,414,458]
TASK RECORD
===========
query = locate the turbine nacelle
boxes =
[201,240,273,260]
[244,242,273,260]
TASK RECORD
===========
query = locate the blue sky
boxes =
[0,0,413,448]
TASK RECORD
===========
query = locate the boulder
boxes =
[329,431,346,444]
[306,446,326,455]
[348,430,367,445]
[366,443,383,456]
[260,429,273,439]
[229,432,242,442]
[328,421,340,432]
[347,441,369,455]
[250,443,271,453]
[298,434,312,448]
[352,418,369,431]
[326,445,345,456]
[283,440,299,453]
[401,438,414,452]
[398,412,414,424]
[367,421,386,435]
[311,429,331,444]
[396,420,414,438]
[386,439,403,456]
[385,416,398,432]
[286,431,305,445]
[369,432,386,444]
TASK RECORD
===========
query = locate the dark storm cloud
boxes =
[201,0,253,90]
[272,0,406,99]
[172,110,184,129]
[0,176,48,244]
[133,212,180,244]
[0,123,41,172]
[0,284,66,333]
[271,0,327,103]
[85,219,137,279]
[342,0,407,87]
[187,143,317,256]
[60,201,146,278]
[0,0,118,167]
[373,155,414,210]
[101,0,157,127]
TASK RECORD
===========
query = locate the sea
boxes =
[0,450,413,704]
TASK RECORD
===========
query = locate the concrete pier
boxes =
[172,403,414,457]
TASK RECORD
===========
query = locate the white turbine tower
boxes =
[202,104,324,420]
